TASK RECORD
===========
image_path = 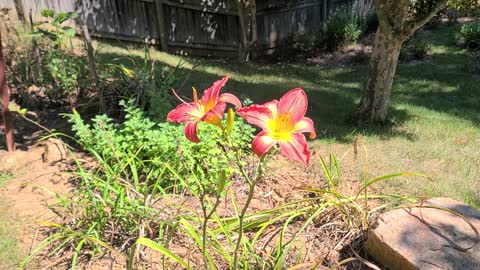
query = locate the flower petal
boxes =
[252,131,277,157]
[167,102,200,123]
[201,75,230,109]
[278,133,310,166]
[219,93,242,108]
[263,100,278,118]
[184,121,200,143]
[200,101,226,126]
[237,104,274,131]
[293,117,316,139]
[278,88,308,122]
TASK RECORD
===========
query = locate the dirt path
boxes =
[0,133,75,268]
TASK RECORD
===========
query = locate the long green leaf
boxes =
[134,237,191,269]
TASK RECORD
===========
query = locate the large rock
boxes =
[366,197,480,270]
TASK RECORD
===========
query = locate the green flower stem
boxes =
[201,193,222,270]
[232,154,267,270]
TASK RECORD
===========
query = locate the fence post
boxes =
[323,0,328,21]
[0,31,14,152]
[155,0,168,51]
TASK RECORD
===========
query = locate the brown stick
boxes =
[30,9,42,82]
[81,24,104,112]
[0,31,15,151]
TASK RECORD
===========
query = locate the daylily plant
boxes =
[237,88,316,166]
[166,76,316,269]
[167,75,242,142]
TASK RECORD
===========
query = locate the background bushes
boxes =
[277,10,365,57]
[323,10,363,51]
[461,21,480,48]
[400,34,431,62]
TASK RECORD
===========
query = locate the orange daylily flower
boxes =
[167,75,241,142]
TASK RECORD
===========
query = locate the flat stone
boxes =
[366,197,480,270]
[40,138,68,165]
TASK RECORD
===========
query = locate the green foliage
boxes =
[66,100,254,193]
[461,21,480,48]
[105,48,179,120]
[277,10,363,56]
[283,31,321,54]
[45,51,88,101]
[448,0,480,11]
[400,34,431,62]
[33,10,78,48]
[23,100,254,268]
[323,11,362,51]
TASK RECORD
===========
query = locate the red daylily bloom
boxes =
[167,75,242,143]
[237,88,316,166]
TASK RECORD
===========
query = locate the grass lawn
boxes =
[95,22,479,207]
[0,172,22,270]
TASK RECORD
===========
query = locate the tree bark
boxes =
[355,26,403,122]
[354,0,449,123]
[237,0,257,62]
[237,1,249,62]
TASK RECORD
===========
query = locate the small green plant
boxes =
[323,10,362,51]
[45,52,88,103]
[32,10,78,49]
[0,171,14,186]
[28,9,88,105]
[461,21,480,49]
[400,34,431,62]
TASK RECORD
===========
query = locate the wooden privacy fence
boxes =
[1,0,372,57]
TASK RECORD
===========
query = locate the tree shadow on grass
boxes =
[393,52,480,126]
[96,50,417,144]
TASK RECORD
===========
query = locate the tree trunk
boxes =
[237,1,249,62]
[355,26,403,122]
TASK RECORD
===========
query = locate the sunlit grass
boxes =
[0,172,21,270]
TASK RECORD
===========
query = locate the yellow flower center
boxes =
[267,113,295,141]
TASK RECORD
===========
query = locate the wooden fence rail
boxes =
[0,0,372,56]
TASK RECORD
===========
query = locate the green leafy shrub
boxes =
[66,100,254,193]
[21,101,255,267]
[323,11,362,51]
[461,21,480,49]
[400,34,431,62]
[105,50,179,120]
[282,31,321,54]
[45,51,89,103]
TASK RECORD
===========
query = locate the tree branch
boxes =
[404,0,448,37]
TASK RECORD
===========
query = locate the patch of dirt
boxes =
[306,44,373,67]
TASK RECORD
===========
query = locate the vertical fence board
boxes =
[1,0,371,56]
